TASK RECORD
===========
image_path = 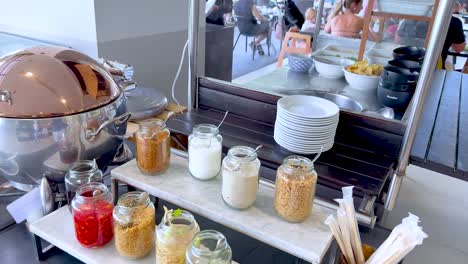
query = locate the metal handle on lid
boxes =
[0,91,13,105]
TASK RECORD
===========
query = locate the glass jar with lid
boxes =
[274,155,317,222]
[65,159,103,210]
[135,120,171,175]
[156,209,200,264]
[113,191,155,259]
[221,146,261,210]
[71,182,113,248]
[186,230,232,264]
[188,124,223,180]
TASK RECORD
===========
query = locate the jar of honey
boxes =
[135,120,171,175]
[71,182,114,248]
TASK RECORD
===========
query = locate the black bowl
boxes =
[393,46,426,62]
[381,65,419,85]
[388,59,421,72]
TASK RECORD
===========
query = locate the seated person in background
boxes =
[443,15,466,70]
[206,0,233,25]
[283,0,305,30]
[301,8,318,32]
[395,20,429,47]
[233,0,271,55]
[324,0,363,38]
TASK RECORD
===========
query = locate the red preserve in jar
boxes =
[71,182,114,248]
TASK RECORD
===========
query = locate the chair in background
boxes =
[277,31,311,67]
[233,15,271,60]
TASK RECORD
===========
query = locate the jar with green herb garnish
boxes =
[113,191,155,259]
[156,207,200,264]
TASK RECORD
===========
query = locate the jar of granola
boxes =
[113,192,155,259]
[156,208,200,264]
[274,155,317,222]
[135,120,171,175]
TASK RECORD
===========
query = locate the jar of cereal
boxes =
[274,155,317,222]
[135,120,171,175]
[113,192,155,259]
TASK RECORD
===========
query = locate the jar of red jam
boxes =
[71,182,114,248]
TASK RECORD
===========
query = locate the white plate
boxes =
[275,136,335,149]
[275,128,335,143]
[274,131,335,147]
[277,111,339,126]
[274,135,334,154]
[277,118,338,130]
[275,123,336,138]
[276,119,338,133]
[277,107,339,122]
[277,95,339,119]
[280,144,333,155]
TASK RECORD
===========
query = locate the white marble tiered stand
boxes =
[29,206,239,264]
[110,150,335,264]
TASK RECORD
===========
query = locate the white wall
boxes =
[0,0,98,57]
[94,0,201,106]
[94,0,189,43]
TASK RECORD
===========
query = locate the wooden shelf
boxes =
[371,11,432,22]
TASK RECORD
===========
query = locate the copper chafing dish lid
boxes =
[0,46,121,118]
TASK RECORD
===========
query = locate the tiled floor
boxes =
[380,165,468,263]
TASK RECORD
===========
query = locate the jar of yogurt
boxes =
[221,146,260,210]
[188,124,223,180]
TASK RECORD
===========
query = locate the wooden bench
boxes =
[411,70,468,181]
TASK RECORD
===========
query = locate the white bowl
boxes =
[343,67,381,90]
[313,56,355,79]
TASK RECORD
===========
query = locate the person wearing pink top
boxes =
[324,0,364,39]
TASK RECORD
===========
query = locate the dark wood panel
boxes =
[411,70,446,161]
[199,77,280,105]
[335,124,403,158]
[196,108,275,136]
[338,111,406,136]
[187,109,390,180]
[205,25,234,82]
[194,109,395,168]
[198,87,278,124]
[167,112,391,196]
[427,71,461,170]
[458,74,468,173]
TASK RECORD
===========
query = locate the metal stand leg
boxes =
[30,232,58,261]
[233,32,241,51]
[252,37,256,60]
[384,172,404,210]
[245,36,248,52]
[111,177,119,205]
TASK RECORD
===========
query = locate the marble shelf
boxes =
[111,152,334,264]
[29,206,239,264]
[29,206,154,264]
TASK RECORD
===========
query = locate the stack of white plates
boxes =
[274,95,339,154]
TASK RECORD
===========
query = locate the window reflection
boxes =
[203,0,445,120]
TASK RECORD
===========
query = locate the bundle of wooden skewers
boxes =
[325,187,428,264]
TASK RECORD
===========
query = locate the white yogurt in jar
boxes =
[221,160,260,209]
[189,138,222,180]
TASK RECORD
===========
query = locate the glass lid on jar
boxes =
[0,46,121,118]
